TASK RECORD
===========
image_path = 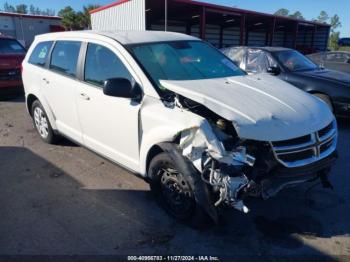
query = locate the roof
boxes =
[250,47,293,52]
[0,11,61,20]
[222,46,292,53]
[90,0,331,27]
[35,30,199,45]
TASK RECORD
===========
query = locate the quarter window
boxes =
[50,41,81,77]
[28,41,53,67]
[84,43,132,87]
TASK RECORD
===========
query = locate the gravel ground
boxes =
[0,96,350,260]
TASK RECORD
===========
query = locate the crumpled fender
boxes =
[157,142,219,224]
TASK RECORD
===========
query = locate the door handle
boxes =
[42,78,49,84]
[80,93,90,101]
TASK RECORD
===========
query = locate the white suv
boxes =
[22,31,337,226]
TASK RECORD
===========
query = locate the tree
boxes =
[15,4,28,14]
[29,4,37,14]
[330,14,341,33]
[289,11,304,20]
[76,5,101,29]
[58,6,80,30]
[328,14,342,50]
[3,2,16,12]
[329,32,340,50]
[274,8,289,16]
[315,11,329,23]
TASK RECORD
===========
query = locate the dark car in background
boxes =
[221,46,350,117]
[307,51,350,74]
[0,35,26,98]
[338,38,350,47]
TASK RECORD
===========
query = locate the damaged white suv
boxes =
[22,31,337,226]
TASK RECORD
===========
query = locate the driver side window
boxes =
[246,49,269,73]
[84,43,132,87]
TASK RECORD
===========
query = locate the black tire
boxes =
[148,152,212,228]
[31,100,58,144]
[314,93,334,112]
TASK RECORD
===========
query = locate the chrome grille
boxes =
[270,120,337,168]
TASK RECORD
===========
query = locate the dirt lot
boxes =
[1,96,350,260]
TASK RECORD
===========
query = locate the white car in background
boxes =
[22,31,337,227]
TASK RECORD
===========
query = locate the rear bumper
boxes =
[0,84,23,98]
[260,151,337,199]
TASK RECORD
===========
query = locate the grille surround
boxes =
[270,120,337,168]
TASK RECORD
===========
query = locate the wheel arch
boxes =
[26,94,38,116]
[25,92,58,130]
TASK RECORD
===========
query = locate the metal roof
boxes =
[0,11,61,20]
[35,30,199,45]
[90,0,331,27]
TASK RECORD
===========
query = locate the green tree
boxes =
[29,4,37,14]
[15,4,28,14]
[289,11,304,20]
[274,8,289,16]
[3,2,16,12]
[328,14,342,50]
[329,31,340,50]
[76,5,100,29]
[315,11,329,23]
[58,6,80,30]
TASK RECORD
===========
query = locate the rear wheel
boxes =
[313,93,333,112]
[31,100,58,144]
[148,152,211,227]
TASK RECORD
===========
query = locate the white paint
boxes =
[160,74,335,141]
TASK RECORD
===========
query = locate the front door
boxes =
[75,42,141,171]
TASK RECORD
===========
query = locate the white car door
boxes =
[41,40,83,143]
[75,42,141,171]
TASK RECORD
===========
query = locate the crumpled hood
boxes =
[160,74,334,141]
[294,68,350,86]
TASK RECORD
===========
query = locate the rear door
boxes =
[41,40,83,143]
[75,41,141,171]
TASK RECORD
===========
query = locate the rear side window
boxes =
[50,41,81,77]
[28,41,53,67]
[84,43,132,87]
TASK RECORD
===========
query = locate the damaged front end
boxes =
[179,120,256,213]
[176,100,337,214]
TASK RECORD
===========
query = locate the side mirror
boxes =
[267,66,281,75]
[103,78,142,102]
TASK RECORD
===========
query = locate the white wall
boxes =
[91,0,146,31]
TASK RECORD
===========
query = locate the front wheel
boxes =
[148,152,211,227]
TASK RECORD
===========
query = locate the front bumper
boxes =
[334,101,350,118]
[259,151,337,199]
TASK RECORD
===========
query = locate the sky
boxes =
[1,0,349,36]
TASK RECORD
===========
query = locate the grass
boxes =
[338,46,350,52]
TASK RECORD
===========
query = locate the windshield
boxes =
[274,50,317,72]
[0,39,25,54]
[129,41,245,93]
